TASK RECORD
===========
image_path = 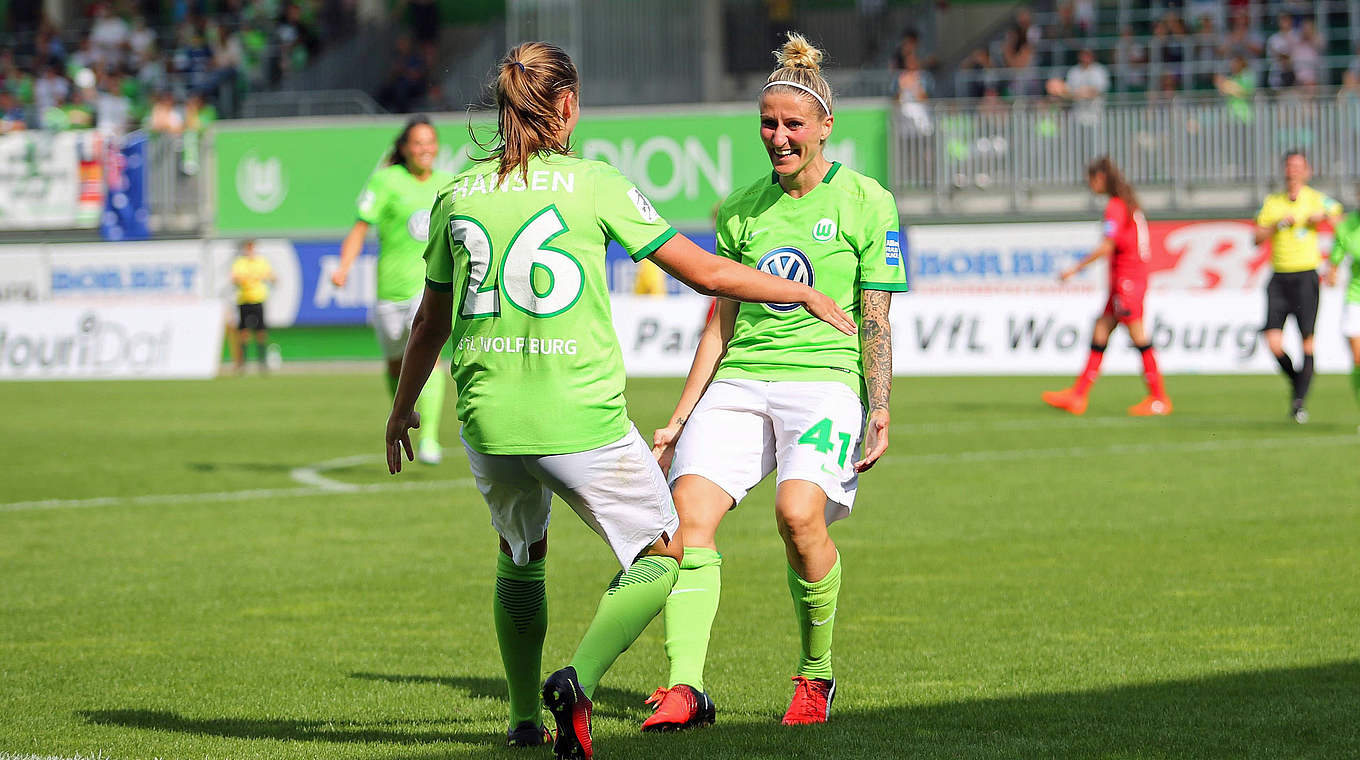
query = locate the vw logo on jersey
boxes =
[407,208,431,242]
[756,246,814,313]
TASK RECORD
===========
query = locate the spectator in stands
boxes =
[1216,55,1257,123]
[0,90,28,132]
[89,2,130,66]
[1263,17,1301,95]
[405,0,440,63]
[1149,71,1180,105]
[377,36,429,113]
[129,15,157,65]
[1291,18,1322,92]
[1191,15,1220,90]
[1013,7,1040,49]
[1222,10,1264,62]
[891,29,937,75]
[1003,27,1039,98]
[34,18,68,69]
[32,64,70,128]
[1049,3,1080,67]
[1055,48,1109,126]
[1115,25,1149,92]
[95,68,132,137]
[1151,15,1188,78]
[147,88,184,133]
[894,50,932,134]
[958,47,998,99]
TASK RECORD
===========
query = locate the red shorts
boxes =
[1102,276,1147,323]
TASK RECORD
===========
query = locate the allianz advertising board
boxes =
[214,102,890,235]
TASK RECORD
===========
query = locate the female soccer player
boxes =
[332,116,455,464]
[646,33,905,729]
[1042,156,1171,416]
[383,42,854,759]
[1327,199,1360,423]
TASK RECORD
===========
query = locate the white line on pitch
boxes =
[883,433,1356,465]
[0,477,475,514]
[890,415,1271,435]
[289,453,383,491]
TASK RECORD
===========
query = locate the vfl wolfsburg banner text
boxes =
[214,101,890,235]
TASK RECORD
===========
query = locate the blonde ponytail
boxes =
[764,32,834,116]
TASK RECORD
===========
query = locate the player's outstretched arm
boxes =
[855,289,893,473]
[651,234,856,335]
[386,286,453,474]
[332,220,370,288]
[1060,238,1115,282]
[653,299,737,473]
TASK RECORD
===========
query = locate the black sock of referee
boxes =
[1296,353,1315,402]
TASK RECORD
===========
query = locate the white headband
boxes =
[763,80,831,115]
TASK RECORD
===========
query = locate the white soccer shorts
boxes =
[669,378,866,524]
[463,425,679,568]
[373,297,421,360]
[1343,301,1360,338]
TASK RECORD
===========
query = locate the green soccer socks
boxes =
[663,547,723,691]
[494,553,548,727]
[385,366,445,447]
[415,368,446,446]
[569,554,679,698]
[1351,366,1360,408]
[788,555,841,681]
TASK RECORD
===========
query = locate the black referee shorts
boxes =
[1264,270,1320,337]
[238,302,266,331]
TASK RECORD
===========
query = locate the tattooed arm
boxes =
[854,289,893,472]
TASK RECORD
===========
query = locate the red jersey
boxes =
[1102,197,1149,280]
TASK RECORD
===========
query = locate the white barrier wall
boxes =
[609,292,1349,377]
[893,291,1348,375]
[0,302,225,380]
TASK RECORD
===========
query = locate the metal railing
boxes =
[145,132,204,234]
[890,91,1360,215]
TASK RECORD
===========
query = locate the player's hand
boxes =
[1325,268,1338,287]
[652,422,683,475]
[803,290,856,335]
[853,409,890,473]
[331,267,349,288]
[385,410,421,474]
[1059,265,1078,283]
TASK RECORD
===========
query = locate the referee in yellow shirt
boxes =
[231,239,276,374]
[1253,151,1343,422]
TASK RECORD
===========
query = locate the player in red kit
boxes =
[1043,156,1172,416]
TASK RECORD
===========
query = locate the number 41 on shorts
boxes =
[798,417,854,468]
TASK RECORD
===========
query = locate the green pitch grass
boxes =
[2,373,1358,760]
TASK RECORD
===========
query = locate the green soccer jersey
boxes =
[1332,211,1360,304]
[713,162,906,398]
[424,154,677,455]
[357,163,456,302]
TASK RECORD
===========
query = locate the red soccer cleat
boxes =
[542,667,593,759]
[1042,387,1089,415]
[1127,395,1172,416]
[640,684,716,732]
[781,675,836,725]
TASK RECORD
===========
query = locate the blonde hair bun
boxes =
[775,32,823,72]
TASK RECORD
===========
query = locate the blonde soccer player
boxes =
[383,41,855,759]
[646,33,905,729]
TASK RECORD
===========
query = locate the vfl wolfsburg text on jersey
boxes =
[425,154,675,455]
